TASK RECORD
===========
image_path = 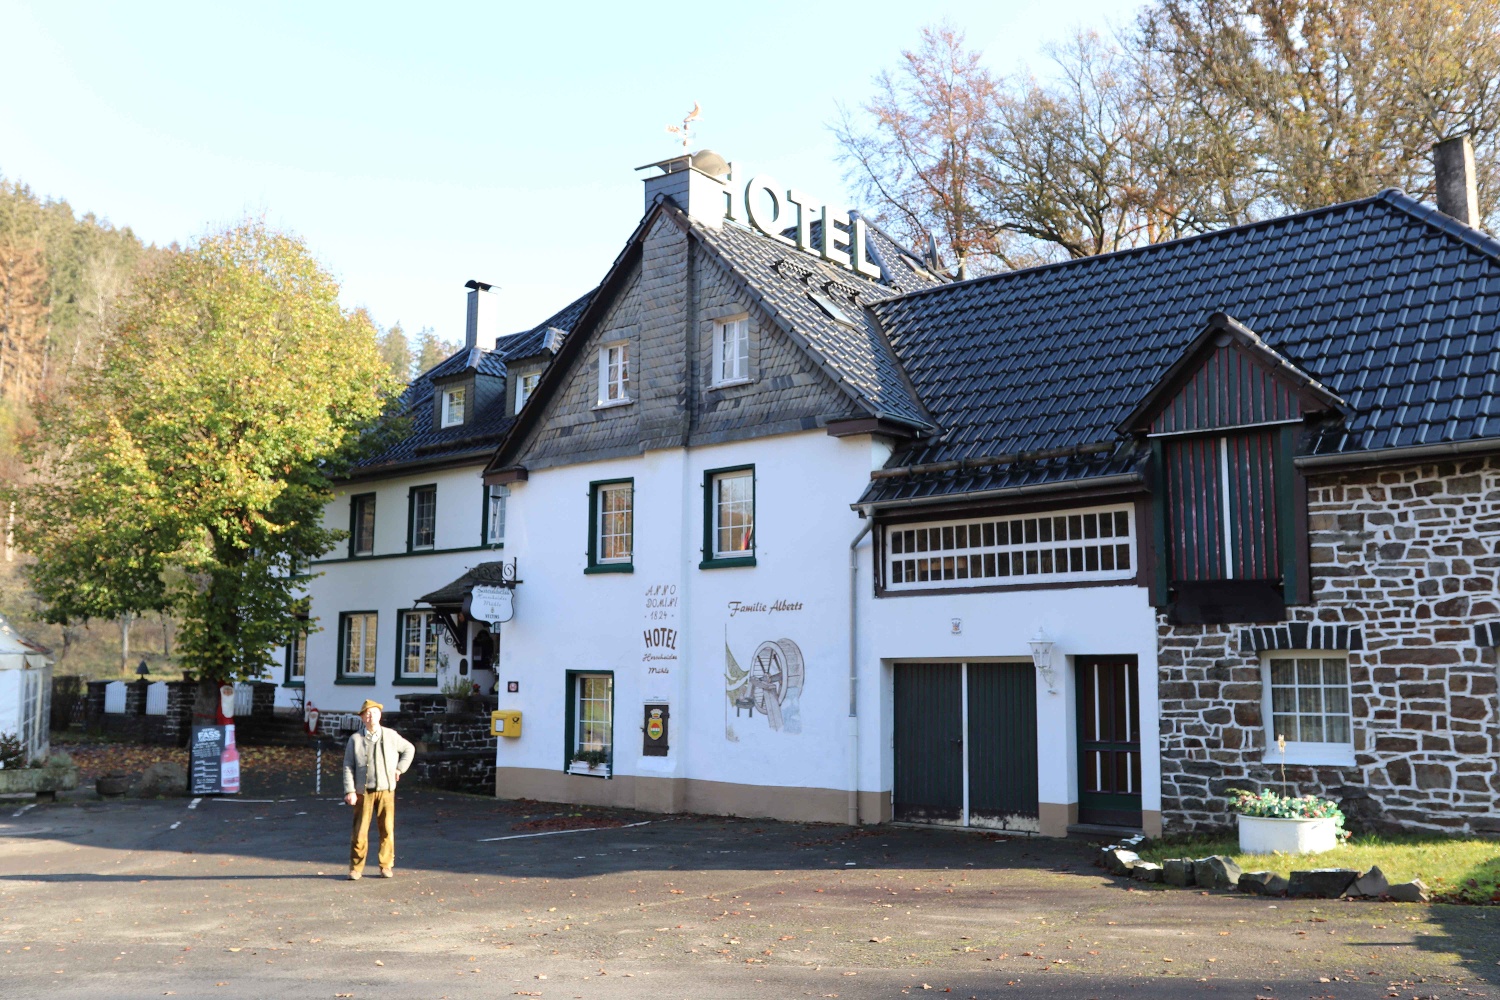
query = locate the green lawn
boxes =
[1136,832,1500,904]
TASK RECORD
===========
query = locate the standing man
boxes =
[342,699,415,880]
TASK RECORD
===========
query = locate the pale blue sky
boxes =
[1,0,1144,341]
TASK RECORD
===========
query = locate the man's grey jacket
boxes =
[342,727,416,796]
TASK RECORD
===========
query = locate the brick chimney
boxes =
[1434,135,1480,227]
[465,280,498,349]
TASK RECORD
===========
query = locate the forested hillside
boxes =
[0,176,168,677]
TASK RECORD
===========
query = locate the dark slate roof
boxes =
[862,189,1500,505]
[417,561,509,606]
[684,211,938,430]
[349,291,593,475]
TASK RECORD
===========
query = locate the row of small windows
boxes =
[594,319,752,408]
[333,609,444,684]
[885,506,1135,590]
[347,484,509,558]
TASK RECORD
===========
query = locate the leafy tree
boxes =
[377,320,413,384]
[1142,0,1500,222]
[413,325,458,375]
[11,221,397,683]
[837,2,1500,269]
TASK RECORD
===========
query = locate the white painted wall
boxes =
[857,545,1161,824]
[495,430,888,799]
[300,462,498,712]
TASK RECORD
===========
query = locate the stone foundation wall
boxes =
[1159,457,1500,835]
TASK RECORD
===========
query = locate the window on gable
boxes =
[409,485,436,550]
[587,480,633,572]
[713,317,749,385]
[441,385,466,427]
[598,342,630,405]
[884,505,1135,591]
[485,484,509,546]
[515,371,540,413]
[350,494,376,557]
[398,610,442,682]
[1263,652,1352,764]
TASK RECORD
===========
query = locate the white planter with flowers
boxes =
[1229,787,1346,855]
[1236,814,1339,854]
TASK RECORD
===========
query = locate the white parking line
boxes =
[11,803,37,818]
[187,798,202,810]
[168,821,181,830]
[477,820,652,843]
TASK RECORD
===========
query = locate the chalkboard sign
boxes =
[189,724,240,795]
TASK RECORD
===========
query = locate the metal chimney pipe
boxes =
[1434,135,1480,227]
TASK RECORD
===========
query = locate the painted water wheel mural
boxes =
[749,638,804,732]
[725,636,806,738]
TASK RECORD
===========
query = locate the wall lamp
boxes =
[1028,627,1057,693]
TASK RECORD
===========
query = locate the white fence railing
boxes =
[103,681,126,714]
[233,683,254,719]
[144,681,168,716]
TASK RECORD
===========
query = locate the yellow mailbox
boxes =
[491,709,522,738]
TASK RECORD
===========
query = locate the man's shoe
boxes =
[379,868,394,878]
[348,870,362,880]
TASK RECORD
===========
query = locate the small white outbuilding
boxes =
[0,614,52,765]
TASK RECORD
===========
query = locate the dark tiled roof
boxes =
[349,291,593,474]
[686,213,937,430]
[861,189,1500,504]
[417,561,510,606]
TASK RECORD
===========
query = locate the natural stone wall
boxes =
[1159,457,1500,835]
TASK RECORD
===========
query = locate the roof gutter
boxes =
[870,441,1119,481]
[855,471,1146,512]
[1296,436,1500,472]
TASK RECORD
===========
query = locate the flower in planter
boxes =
[1226,787,1350,839]
[571,748,609,768]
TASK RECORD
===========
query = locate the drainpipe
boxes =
[848,515,873,826]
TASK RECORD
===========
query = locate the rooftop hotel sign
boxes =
[721,168,882,280]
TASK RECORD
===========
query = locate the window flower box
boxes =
[567,760,610,778]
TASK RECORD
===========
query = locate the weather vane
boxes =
[665,102,701,151]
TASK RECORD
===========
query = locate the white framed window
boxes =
[597,342,630,405]
[339,612,378,680]
[1262,652,1354,765]
[713,317,750,385]
[441,385,466,427]
[574,673,613,754]
[515,371,540,413]
[709,468,754,559]
[486,484,509,546]
[398,610,442,680]
[883,504,1135,591]
[591,481,633,567]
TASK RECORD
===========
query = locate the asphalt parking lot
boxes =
[1,789,1496,1000]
